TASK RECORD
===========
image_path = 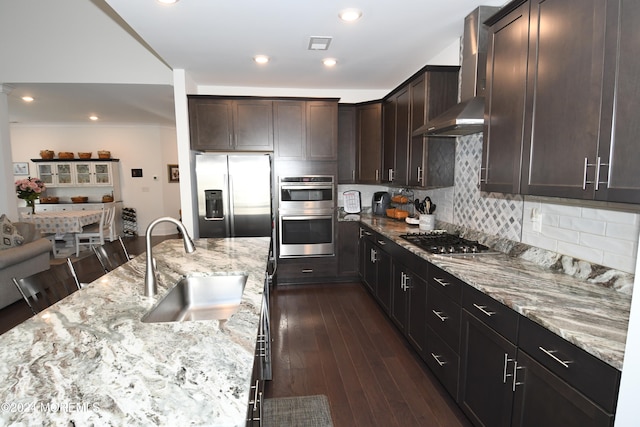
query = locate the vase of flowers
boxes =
[15,177,46,215]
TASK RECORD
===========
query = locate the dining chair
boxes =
[75,206,114,256]
[12,259,81,315]
[93,237,132,273]
[71,252,106,287]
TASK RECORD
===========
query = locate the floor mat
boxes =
[263,395,333,427]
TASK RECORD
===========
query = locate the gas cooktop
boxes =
[399,231,494,255]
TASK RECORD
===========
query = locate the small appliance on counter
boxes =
[343,190,361,214]
[372,191,391,216]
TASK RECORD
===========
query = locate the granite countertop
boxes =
[353,213,631,371]
[0,237,270,426]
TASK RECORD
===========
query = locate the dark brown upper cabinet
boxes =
[486,0,640,204]
[274,99,338,161]
[482,2,529,194]
[356,102,383,184]
[188,96,273,151]
[383,67,458,188]
[337,104,357,183]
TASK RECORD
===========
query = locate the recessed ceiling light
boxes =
[323,58,337,67]
[21,96,34,102]
[157,0,178,4]
[308,37,332,51]
[254,55,270,64]
[89,115,99,121]
[339,8,362,22]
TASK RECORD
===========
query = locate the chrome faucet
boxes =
[144,216,196,297]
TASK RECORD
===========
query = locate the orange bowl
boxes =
[394,209,409,219]
[386,208,396,218]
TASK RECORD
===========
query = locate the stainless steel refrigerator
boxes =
[195,153,272,238]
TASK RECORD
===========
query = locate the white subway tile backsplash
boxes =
[541,226,580,244]
[541,203,582,217]
[582,207,640,224]
[603,252,637,274]
[606,222,640,242]
[579,233,635,256]
[557,241,604,265]
[558,216,606,235]
[522,231,559,252]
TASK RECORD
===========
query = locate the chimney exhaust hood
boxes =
[414,6,500,137]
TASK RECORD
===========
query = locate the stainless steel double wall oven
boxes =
[278,176,335,258]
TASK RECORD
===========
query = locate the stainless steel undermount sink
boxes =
[141,274,248,323]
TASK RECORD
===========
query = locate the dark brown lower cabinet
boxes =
[511,351,613,427]
[390,261,427,356]
[459,311,517,427]
[359,226,392,313]
[337,221,359,280]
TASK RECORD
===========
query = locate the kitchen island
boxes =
[0,237,270,426]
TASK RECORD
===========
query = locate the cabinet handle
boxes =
[538,346,572,368]
[583,157,600,190]
[249,379,260,411]
[388,168,395,182]
[433,277,450,287]
[512,360,524,391]
[417,166,423,183]
[503,353,515,383]
[370,248,377,263]
[432,310,448,322]
[301,269,313,273]
[377,240,386,246]
[478,167,487,187]
[473,303,496,317]
[595,156,609,191]
[431,353,447,367]
[375,169,379,181]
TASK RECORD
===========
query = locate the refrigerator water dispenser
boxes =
[205,190,224,219]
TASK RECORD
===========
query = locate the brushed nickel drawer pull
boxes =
[431,353,447,367]
[512,361,524,391]
[473,303,496,317]
[432,310,449,322]
[301,269,313,273]
[433,277,450,287]
[377,240,386,246]
[539,346,572,368]
[503,353,514,383]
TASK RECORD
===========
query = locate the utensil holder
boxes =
[419,214,435,231]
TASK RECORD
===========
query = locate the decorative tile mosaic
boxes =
[453,133,524,241]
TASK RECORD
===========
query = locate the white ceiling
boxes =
[4,0,507,126]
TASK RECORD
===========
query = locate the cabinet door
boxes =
[361,237,377,294]
[36,163,55,186]
[188,98,233,151]
[459,311,516,427]
[375,248,392,314]
[307,101,338,160]
[74,163,92,184]
[274,101,306,159]
[597,0,640,203]
[93,163,112,185]
[357,103,382,183]
[55,163,74,186]
[512,351,613,427]
[395,88,410,185]
[391,262,408,334]
[521,0,607,198]
[482,2,529,194]
[408,75,427,187]
[337,221,359,278]
[406,271,427,357]
[338,105,357,183]
[382,97,396,184]
[233,100,273,151]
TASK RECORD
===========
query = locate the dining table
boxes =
[21,209,103,234]
[21,209,104,258]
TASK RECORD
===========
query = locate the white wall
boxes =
[9,124,180,235]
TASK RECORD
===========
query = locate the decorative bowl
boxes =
[71,196,88,203]
[40,196,59,204]
[97,150,111,159]
[58,151,74,159]
[78,152,92,159]
[40,150,54,159]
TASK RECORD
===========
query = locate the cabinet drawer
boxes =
[463,285,519,343]
[427,285,461,353]
[425,326,459,400]
[428,264,463,303]
[276,257,337,283]
[518,316,620,413]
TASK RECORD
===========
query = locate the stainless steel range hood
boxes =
[414,6,500,137]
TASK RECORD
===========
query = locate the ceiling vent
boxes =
[308,36,332,51]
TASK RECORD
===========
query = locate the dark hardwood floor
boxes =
[0,234,179,335]
[266,282,471,427]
